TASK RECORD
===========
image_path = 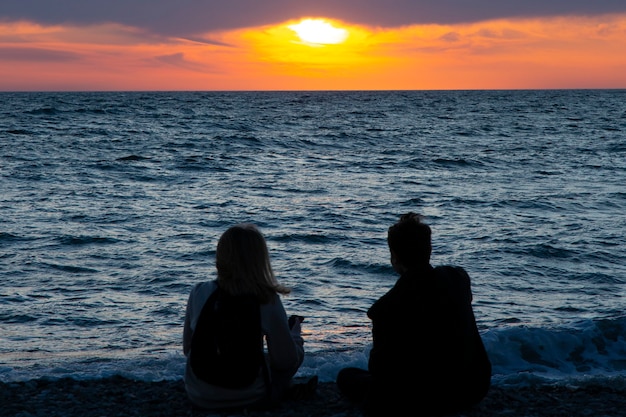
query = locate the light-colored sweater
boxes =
[183,280,304,409]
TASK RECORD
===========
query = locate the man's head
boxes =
[387,212,432,270]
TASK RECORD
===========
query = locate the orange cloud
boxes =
[0,14,625,91]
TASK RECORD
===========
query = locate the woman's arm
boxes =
[261,296,305,373]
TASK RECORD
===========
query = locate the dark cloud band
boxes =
[1,0,625,37]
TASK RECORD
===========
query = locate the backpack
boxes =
[189,286,266,389]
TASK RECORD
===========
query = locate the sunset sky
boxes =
[1,1,626,91]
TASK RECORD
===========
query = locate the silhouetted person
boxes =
[337,212,491,416]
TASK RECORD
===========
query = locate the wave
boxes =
[55,236,121,246]
[485,315,626,384]
[3,316,625,387]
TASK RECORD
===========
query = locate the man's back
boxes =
[367,265,491,408]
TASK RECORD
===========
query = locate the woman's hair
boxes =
[387,212,432,269]
[215,223,291,303]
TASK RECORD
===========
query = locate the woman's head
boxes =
[216,223,290,302]
[387,212,432,270]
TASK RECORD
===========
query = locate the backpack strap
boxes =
[189,287,221,383]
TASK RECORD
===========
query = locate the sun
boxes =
[288,18,349,45]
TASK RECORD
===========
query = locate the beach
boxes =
[2,376,626,417]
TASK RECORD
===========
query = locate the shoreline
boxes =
[2,376,626,416]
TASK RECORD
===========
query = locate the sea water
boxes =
[1,90,625,387]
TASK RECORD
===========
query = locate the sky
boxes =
[1,1,626,91]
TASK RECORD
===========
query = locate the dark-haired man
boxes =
[337,212,491,416]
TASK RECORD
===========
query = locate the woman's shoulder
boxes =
[260,292,284,309]
[259,293,287,318]
[191,279,217,290]
[189,280,218,300]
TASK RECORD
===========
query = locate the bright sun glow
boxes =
[288,18,349,45]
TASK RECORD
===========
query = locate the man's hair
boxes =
[216,223,290,303]
[387,212,432,269]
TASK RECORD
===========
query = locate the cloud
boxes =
[0,46,79,61]
[1,0,626,37]
[153,52,211,72]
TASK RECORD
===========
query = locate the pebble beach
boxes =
[3,376,626,417]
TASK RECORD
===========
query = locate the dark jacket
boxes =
[367,264,491,412]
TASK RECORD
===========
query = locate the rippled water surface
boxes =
[1,90,625,382]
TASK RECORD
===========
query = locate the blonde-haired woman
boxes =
[183,223,309,411]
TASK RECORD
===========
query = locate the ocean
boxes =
[1,90,625,388]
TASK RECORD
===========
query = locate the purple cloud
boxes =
[0,47,80,62]
[153,53,213,72]
[1,0,625,37]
